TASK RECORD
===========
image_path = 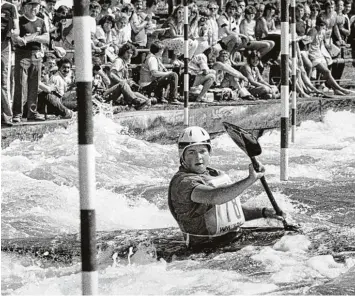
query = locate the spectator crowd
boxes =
[1,0,355,126]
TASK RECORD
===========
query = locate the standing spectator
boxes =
[206,2,220,47]
[334,0,350,43]
[1,0,19,126]
[139,40,182,104]
[130,0,149,48]
[12,0,49,122]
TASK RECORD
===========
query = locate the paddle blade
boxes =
[223,122,262,157]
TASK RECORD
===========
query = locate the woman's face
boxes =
[123,50,133,62]
[296,8,304,19]
[310,7,319,17]
[219,51,230,63]
[103,20,113,32]
[267,8,275,17]
[250,56,259,67]
[245,12,255,21]
[176,8,184,20]
[116,18,128,29]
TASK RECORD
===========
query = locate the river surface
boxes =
[1,110,355,295]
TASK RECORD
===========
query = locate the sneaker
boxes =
[27,113,46,121]
[12,116,21,123]
[159,98,169,104]
[1,119,13,127]
[169,99,183,105]
[135,99,151,110]
[61,110,73,119]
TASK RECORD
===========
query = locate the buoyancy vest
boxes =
[168,168,245,245]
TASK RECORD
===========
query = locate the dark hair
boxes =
[121,3,134,13]
[245,5,256,15]
[150,40,165,54]
[58,58,72,68]
[44,53,57,62]
[98,14,115,27]
[310,2,321,11]
[324,0,333,8]
[89,1,101,10]
[118,42,137,57]
[245,49,261,63]
[296,3,304,10]
[146,0,157,8]
[225,1,237,10]
[263,3,276,17]
[316,17,327,27]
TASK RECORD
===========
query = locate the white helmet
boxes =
[178,126,211,158]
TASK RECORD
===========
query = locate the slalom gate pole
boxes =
[183,0,189,126]
[290,0,297,143]
[73,0,98,294]
[280,0,290,181]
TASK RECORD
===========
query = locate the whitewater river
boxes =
[1,110,355,295]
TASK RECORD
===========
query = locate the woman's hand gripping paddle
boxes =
[223,122,301,232]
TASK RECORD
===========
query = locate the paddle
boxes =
[223,122,301,232]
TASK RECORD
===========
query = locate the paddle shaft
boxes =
[250,157,284,217]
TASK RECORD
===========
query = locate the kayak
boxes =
[1,227,287,266]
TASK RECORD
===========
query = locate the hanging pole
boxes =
[73,0,98,294]
[290,0,297,143]
[280,0,289,181]
[183,0,189,126]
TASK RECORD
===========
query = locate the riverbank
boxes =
[1,95,355,149]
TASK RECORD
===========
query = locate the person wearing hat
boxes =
[168,126,283,249]
[12,0,49,122]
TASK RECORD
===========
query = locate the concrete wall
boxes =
[2,98,354,149]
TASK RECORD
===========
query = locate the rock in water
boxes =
[1,227,286,266]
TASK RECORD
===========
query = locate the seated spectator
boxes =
[49,58,77,110]
[308,18,354,95]
[239,50,280,100]
[37,64,73,119]
[194,16,212,56]
[295,4,313,77]
[97,0,114,20]
[255,3,280,64]
[212,49,252,100]
[139,40,182,104]
[188,53,216,102]
[43,53,58,77]
[216,1,243,62]
[238,5,275,60]
[161,5,198,62]
[105,43,152,109]
[308,3,321,29]
[95,15,117,61]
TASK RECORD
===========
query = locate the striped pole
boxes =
[183,0,189,126]
[73,0,98,294]
[290,0,297,143]
[280,0,289,181]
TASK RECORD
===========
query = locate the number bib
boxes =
[204,174,245,235]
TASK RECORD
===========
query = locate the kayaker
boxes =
[168,126,284,250]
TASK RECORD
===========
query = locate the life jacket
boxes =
[168,170,245,246]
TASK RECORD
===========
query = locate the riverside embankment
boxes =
[2,96,354,149]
